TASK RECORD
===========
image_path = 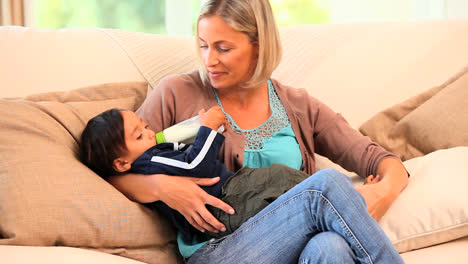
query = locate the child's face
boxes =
[120,111,156,163]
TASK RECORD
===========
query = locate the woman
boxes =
[109,0,408,263]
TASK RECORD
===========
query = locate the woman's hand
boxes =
[156,175,235,233]
[354,180,397,221]
[363,174,381,185]
[355,157,409,221]
[109,173,235,233]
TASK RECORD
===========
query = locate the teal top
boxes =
[178,80,302,258]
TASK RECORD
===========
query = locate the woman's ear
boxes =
[113,157,131,172]
[253,41,259,57]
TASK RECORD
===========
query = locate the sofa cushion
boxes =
[0,82,181,264]
[359,66,468,160]
[2,245,148,264]
[380,147,468,253]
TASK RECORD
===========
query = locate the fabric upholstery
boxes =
[380,147,468,253]
[2,21,468,263]
[401,236,468,263]
[2,245,147,264]
[360,66,468,160]
[0,27,145,98]
[0,82,181,264]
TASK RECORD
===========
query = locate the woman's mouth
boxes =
[209,71,225,79]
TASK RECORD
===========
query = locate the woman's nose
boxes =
[204,48,218,66]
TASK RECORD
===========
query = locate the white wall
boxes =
[447,0,468,18]
[165,0,195,36]
[330,0,468,23]
[330,0,413,23]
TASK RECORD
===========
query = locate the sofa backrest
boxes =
[0,27,146,97]
[273,20,468,127]
[1,20,468,127]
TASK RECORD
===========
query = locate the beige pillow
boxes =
[380,147,468,253]
[0,82,181,264]
[360,66,468,160]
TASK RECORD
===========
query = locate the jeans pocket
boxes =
[206,236,229,248]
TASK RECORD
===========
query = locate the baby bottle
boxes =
[155,115,224,144]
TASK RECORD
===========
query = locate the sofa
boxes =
[1,19,467,264]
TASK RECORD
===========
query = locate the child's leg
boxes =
[206,164,308,238]
[189,168,403,264]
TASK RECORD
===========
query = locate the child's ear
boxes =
[113,158,131,172]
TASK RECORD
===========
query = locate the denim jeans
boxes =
[187,168,404,264]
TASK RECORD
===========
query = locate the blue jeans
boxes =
[187,169,403,264]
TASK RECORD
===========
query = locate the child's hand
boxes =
[199,106,226,131]
[364,174,381,185]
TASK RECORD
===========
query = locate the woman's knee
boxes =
[315,168,349,182]
[299,232,355,264]
[303,168,351,190]
[283,168,356,207]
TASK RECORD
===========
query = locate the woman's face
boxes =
[197,15,258,89]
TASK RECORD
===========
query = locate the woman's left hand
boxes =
[355,157,409,221]
[354,180,398,221]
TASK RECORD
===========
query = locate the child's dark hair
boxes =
[79,108,127,179]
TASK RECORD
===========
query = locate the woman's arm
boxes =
[355,157,409,221]
[108,173,235,232]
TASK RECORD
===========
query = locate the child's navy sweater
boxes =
[130,126,233,242]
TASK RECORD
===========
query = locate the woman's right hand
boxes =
[109,173,234,233]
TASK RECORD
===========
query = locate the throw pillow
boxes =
[0,82,181,264]
[380,147,468,253]
[359,66,468,160]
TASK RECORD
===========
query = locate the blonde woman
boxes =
[109,0,408,263]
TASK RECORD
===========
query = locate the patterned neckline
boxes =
[212,80,291,149]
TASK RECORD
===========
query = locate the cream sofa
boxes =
[1,20,467,264]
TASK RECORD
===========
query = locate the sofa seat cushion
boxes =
[1,245,147,264]
[0,82,180,264]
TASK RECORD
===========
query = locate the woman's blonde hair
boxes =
[196,0,282,89]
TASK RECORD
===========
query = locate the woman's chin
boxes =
[209,79,228,89]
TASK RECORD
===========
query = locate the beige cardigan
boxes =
[137,71,395,177]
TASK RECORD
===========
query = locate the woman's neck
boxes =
[215,81,268,108]
[215,81,271,130]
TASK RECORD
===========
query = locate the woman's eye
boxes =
[219,47,231,52]
[199,44,208,49]
[137,134,142,140]
[145,125,149,129]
